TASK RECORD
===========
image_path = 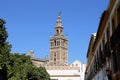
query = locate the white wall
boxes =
[50,77,80,80]
[46,60,86,80]
[47,69,80,80]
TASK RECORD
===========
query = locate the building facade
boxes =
[85,0,120,80]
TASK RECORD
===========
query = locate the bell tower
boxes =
[50,13,68,66]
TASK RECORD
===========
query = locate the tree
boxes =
[8,53,32,80]
[27,66,50,80]
[8,53,50,80]
[0,18,11,80]
[0,19,50,80]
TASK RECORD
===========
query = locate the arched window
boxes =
[54,40,56,46]
[57,29,59,34]
[60,30,62,33]
[54,52,56,57]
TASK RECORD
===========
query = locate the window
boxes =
[60,30,62,33]
[54,58,56,61]
[54,53,56,57]
[57,29,59,34]
[57,41,60,46]
[76,64,78,67]
[56,41,58,46]
[54,40,56,46]
[54,53,56,63]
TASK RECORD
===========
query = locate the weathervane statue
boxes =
[58,11,62,16]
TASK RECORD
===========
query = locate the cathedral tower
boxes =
[50,13,68,66]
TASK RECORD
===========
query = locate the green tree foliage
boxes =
[0,18,50,80]
[27,65,50,80]
[0,18,11,80]
[8,53,50,80]
[8,53,32,80]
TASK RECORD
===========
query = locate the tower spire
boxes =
[55,12,63,36]
[55,11,63,28]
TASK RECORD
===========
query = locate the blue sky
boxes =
[0,0,109,63]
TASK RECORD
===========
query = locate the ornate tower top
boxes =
[55,11,63,28]
[55,12,63,36]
